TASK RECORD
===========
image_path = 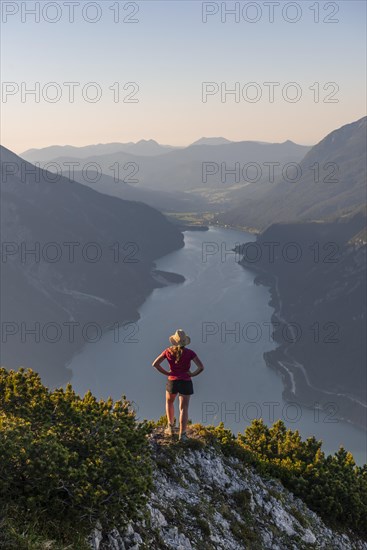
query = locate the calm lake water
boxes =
[70,227,366,464]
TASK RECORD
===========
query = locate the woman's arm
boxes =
[189,355,204,377]
[152,352,170,376]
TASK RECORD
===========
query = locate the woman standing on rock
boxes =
[152,329,204,441]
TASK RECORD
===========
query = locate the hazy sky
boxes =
[1,0,366,153]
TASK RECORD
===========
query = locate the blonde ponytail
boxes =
[170,345,184,363]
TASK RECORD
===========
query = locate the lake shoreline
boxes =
[70,227,366,463]
[67,266,186,386]
[209,221,261,235]
[240,261,367,433]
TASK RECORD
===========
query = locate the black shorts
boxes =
[166,379,194,395]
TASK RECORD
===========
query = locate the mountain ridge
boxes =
[237,211,366,429]
[222,117,367,429]
[20,140,311,210]
[217,116,366,230]
[0,145,185,385]
[20,137,311,163]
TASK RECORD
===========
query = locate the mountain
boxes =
[218,117,367,231]
[120,139,180,156]
[190,137,233,146]
[20,140,178,163]
[68,171,208,213]
[238,205,366,429]
[0,146,184,385]
[21,140,311,209]
[217,117,367,429]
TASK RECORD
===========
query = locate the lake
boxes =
[70,227,366,464]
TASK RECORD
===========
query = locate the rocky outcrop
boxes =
[89,429,367,550]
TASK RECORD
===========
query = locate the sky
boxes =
[1,0,366,153]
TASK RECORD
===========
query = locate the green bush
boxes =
[2,369,365,544]
[232,489,252,509]
[238,419,367,538]
[182,419,367,540]
[0,368,153,546]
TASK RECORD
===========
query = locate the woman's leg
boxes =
[166,390,177,426]
[179,394,190,435]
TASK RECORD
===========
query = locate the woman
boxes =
[152,329,204,441]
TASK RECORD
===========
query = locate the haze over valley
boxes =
[1,117,365,442]
[2,3,367,546]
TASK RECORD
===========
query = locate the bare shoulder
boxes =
[192,353,204,365]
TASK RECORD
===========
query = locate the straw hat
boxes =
[169,329,191,346]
